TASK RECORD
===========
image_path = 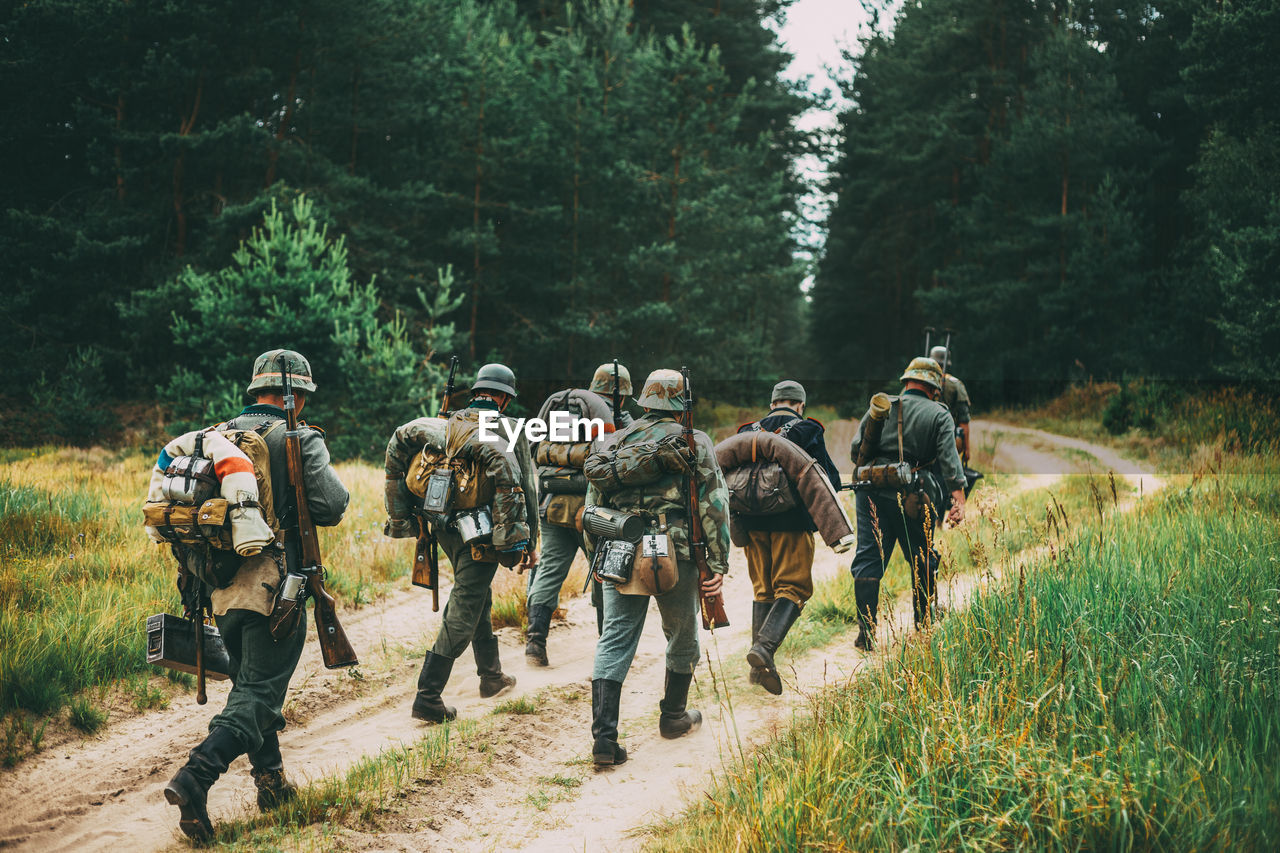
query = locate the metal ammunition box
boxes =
[145,612,232,680]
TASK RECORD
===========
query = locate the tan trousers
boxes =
[744,529,815,605]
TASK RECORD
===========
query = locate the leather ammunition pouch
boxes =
[544,493,585,528]
[143,498,264,552]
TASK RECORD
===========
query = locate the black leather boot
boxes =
[412,650,458,723]
[590,679,627,766]
[163,726,245,840]
[854,579,880,651]
[247,732,297,812]
[746,598,801,696]
[525,603,553,667]
[658,670,703,739]
[748,600,771,685]
[474,634,516,698]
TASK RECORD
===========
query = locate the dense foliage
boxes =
[0,0,808,450]
[810,0,1280,403]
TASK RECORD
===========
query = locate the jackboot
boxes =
[525,603,553,666]
[746,598,801,696]
[247,731,297,812]
[658,670,703,739]
[854,579,880,651]
[590,679,627,766]
[163,726,245,840]
[747,600,771,685]
[473,634,516,698]
[412,650,458,723]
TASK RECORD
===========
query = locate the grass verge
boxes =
[648,452,1280,850]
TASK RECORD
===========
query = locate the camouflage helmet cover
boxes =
[636,368,687,411]
[247,349,317,395]
[929,346,951,367]
[900,356,943,391]
[471,362,518,397]
[589,362,633,397]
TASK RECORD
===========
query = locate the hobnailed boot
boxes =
[247,732,297,812]
[590,679,627,766]
[163,726,245,840]
[746,598,801,696]
[854,579,880,651]
[525,603,552,667]
[658,670,703,739]
[412,650,458,723]
[474,635,516,699]
[747,601,771,685]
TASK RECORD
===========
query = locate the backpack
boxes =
[143,422,282,586]
[727,419,802,516]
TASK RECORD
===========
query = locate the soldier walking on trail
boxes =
[930,345,973,466]
[848,357,965,651]
[411,363,539,723]
[525,362,633,667]
[736,380,842,695]
[582,369,730,766]
[164,350,350,840]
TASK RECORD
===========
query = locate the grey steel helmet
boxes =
[930,346,951,367]
[247,349,317,395]
[770,379,806,406]
[471,362,517,397]
[589,362,633,397]
[636,369,687,411]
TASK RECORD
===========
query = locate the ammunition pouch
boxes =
[544,493,586,529]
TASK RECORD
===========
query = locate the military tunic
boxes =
[207,404,349,760]
[428,399,539,662]
[527,399,631,614]
[586,413,730,682]
[848,389,963,585]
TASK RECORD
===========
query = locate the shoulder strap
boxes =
[896,399,905,466]
[775,417,801,439]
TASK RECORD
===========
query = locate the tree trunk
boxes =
[469,85,486,361]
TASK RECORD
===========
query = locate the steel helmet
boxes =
[246,349,317,395]
[929,346,951,367]
[636,369,686,411]
[899,357,943,391]
[589,362,633,397]
[471,362,517,397]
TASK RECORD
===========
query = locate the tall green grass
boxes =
[0,448,409,732]
[651,453,1280,850]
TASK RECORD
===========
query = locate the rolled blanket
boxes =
[715,431,856,553]
[147,429,274,556]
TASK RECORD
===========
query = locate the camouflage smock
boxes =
[584,412,730,574]
[941,374,971,424]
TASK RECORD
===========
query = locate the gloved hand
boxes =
[383,516,420,539]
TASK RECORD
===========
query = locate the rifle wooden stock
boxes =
[680,366,729,630]
[279,354,358,669]
[194,611,207,705]
[411,527,440,612]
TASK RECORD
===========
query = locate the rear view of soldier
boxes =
[930,345,972,467]
[163,350,350,840]
[525,362,633,666]
[735,380,842,694]
[848,357,965,651]
[411,363,539,723]
[582,369,730,766]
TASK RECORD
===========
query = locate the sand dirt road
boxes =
[0,421,1162,852]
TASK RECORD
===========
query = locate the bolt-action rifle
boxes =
[412,356,458,611]
[611,358,622,427]
[267,354,359,668]
[680,367,729,630]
